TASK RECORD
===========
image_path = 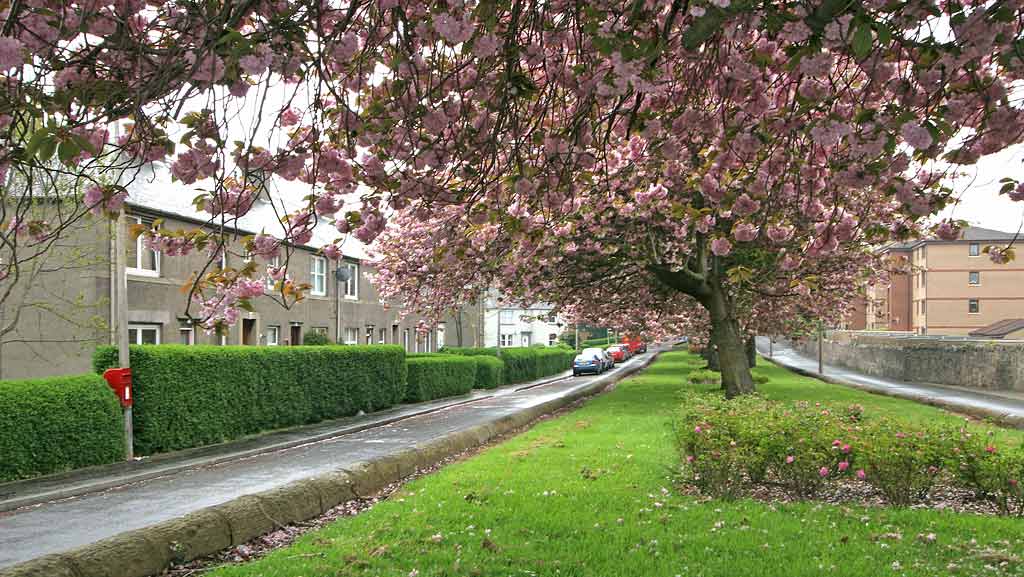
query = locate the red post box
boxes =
[102,368,133,408]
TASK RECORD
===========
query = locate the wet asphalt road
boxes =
[0,353,651,569]
[757,337,1024,420]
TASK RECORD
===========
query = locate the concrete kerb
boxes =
[0,352,662,577]
[761,355,1024,430]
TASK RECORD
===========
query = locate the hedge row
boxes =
[404,356,478,402]
[582,337,616,348]
[93,345,407,455]
[440,346,575,385]
[471,355,504,389]
[0,374,124,482]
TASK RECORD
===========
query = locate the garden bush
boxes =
[951,430,1024,516]
[302,330,331,345]
[93,345,406,455]
[676,392,1024,512]
[471,355,504,389]
[404,356,477,403]
[0,374,124,481]
[440,346,573,385]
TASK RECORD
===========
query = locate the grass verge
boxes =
[210,350,1024,577]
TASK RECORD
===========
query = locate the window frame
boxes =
[126,215,160,277]
[266,325,280,346]
[499,310,515,324]
[341,262,359,300]
[969,243,980,257]
[968,271,980,286]
[968,299,980,314]
[128,323,161,345]
[310,255,327,296]
[265,255,281,290]
[344,327,359,345]
[500,333,514,347]
[179,326,195,345]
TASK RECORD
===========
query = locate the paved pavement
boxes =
[0,351,655,569]
[756,337,1024,421]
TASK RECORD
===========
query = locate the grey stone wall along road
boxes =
[757,337,1024,427]
[0,347,665,577]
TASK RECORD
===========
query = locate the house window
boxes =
[127,216,160,276]
[499,310,515,324]
[500,333,514,347]
[342,262,359,299]
[219,333,228,346]
[969,243,980,257]
[265,256,281,290]
[378,328,387,344]
[344,327,359,345]
[128,324,161,344]
[403,328,410,351]
[310,256,327,296]
[968,299,980,314]
[266,325,280,346]
[969,271,980,285]
[549,333,558,346]
[179,327,195,345]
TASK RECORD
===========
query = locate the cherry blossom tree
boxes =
[0,0,1023,394]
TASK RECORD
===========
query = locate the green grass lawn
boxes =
[210,350,1024,577]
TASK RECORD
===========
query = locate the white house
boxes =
[482,291,567,348]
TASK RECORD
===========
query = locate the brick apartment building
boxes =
[859,226,1021,335]
[0,164,483,379]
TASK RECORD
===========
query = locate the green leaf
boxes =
[682,12,725,50]
[24,128,52,158]
[37,137,58,162]
[875,22,892,46]
[57,139,80,164]
[851,24,873,59]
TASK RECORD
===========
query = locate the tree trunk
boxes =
[704,284,755,399]
[702,338,720,371]
[745,336,756,368]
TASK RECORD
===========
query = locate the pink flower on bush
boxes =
[901,121,933,150]
[856,469,866,480]
[986,445,997,453]
[785,455,795,464]
[841,444,851,454]
[819,467,829,478]
[838,461,849,472]
[686,455,695,463]
[832,439,841,447]
[694,425,703,433]
[710,237,732,256]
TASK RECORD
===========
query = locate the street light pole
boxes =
[114,211,133,460]
[817,321,824,375]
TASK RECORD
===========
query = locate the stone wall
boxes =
[791,331,1024,392]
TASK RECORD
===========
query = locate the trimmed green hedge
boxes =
[439,346,574,385]
[93,345,406,455]
[471,355,504,389]
[405,356,477,403]
[0,374,124,482]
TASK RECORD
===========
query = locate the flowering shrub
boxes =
[951,431,1024,517]
[856,421,954,506]
[676,393,1024,513]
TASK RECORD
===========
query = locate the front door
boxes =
[290,325,301,346]
[242,318,256,345]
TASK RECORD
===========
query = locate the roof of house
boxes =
[122,163,372,260]
[968,318,1024,338]
[879,226,1017,253]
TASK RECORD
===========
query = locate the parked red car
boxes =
[621,336,647,354]
[605,344,628,362]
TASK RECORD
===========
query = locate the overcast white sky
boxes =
[938,143,1024,234]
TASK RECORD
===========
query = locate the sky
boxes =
[939,143,1024,235]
